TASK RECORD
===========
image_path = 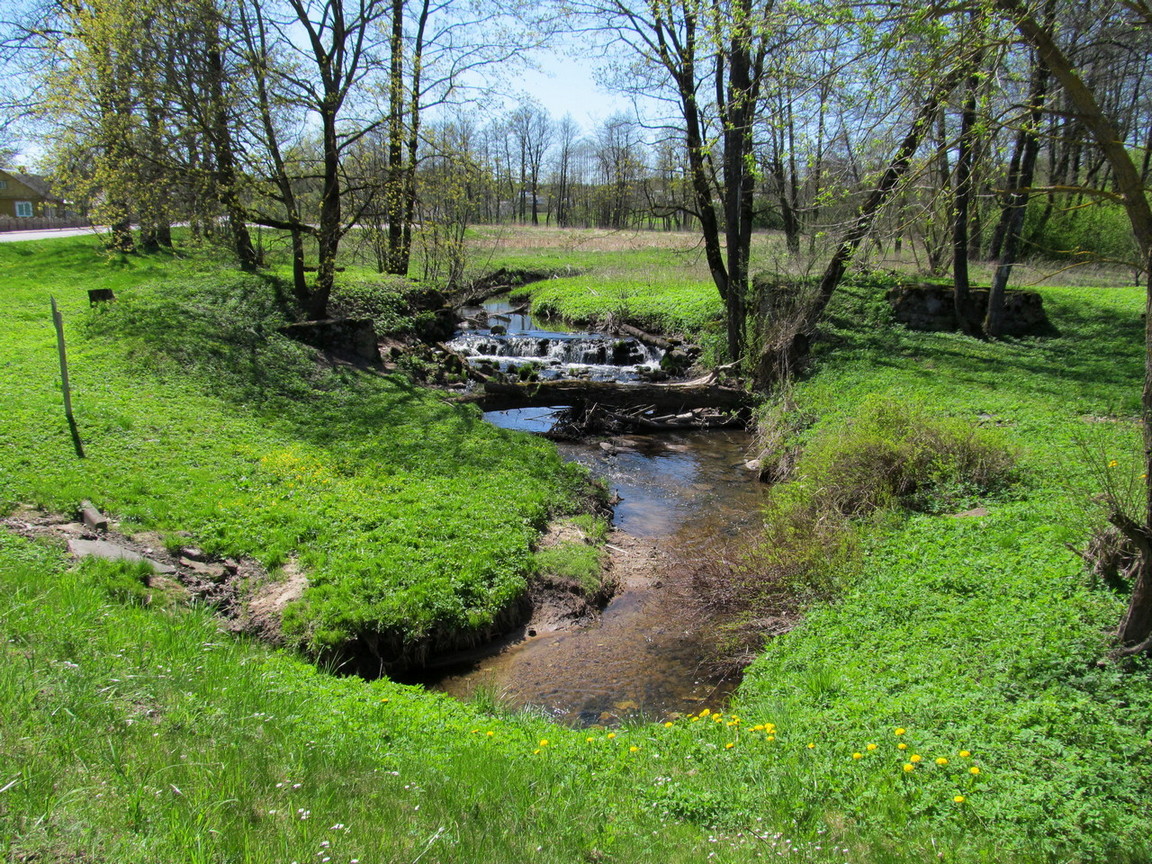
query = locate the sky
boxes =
[506,50,633,132]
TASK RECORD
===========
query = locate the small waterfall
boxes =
[448,298,664,382]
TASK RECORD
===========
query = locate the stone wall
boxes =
[887,283,1050,336]
[279,318,381,362]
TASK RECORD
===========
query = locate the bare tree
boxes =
[551,113,580,226]
[235,0,390,319]
[509,100,553,225]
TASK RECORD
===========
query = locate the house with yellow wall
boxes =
[0,168,66,219]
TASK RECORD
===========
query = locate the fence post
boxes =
[50,296,85,458]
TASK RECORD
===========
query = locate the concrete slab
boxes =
[66,538,177,573]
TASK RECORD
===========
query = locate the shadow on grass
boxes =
[818,281,1145,406]
[83,268,514,476]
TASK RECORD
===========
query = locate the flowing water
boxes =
[420,299,767,725]
[449,297,664,382]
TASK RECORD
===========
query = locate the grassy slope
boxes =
[0,237,583,654]
[2,232,1151,863]
[513,256,1152,860]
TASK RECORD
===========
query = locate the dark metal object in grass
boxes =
[50,296,85,458]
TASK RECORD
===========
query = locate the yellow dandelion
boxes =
[725,742,736,749]
[910,754,922,763]
[898,742,908,750]
[959,750,971,758]
[807,742,816,749]
[1109,460,1119,467]
[766,735,776,741]
[586,737,595,743]
[470,729,479,734]
[486,731,494,737]
[765,723,776,732]
[539,739,549,747]
[954,795,965,803]
[607,732,616,739]
[630,746,639,753]
[903,763,915,772]
[866,743,878,751]
[936,757,949,766]
[713,715,724,723]
[690,716,700,723]
[533,748,541,755]
[380,698,390,704]
[753,724,765,732]
[970,766,981,775]
[852,752,863,760]
[726,720,737,727]
[700,709,711,717]
[895,727,906,736]
[664,721,674,728]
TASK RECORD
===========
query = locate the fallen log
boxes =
[479,378,752,413]
[614,323,679,351]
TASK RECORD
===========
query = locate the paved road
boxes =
[0,226,103,243]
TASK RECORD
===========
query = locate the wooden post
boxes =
[51,296,85,458]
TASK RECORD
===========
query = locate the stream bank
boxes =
[410,409,768,723]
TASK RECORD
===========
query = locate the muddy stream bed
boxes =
[413,300,768,725]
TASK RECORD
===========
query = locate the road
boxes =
[0,226,103,243]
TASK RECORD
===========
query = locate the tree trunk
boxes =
[479,378,751,412]
[987,49,1048,337]
[206,37,258,272]
[385,0,407,275]
[1001,0,1152,649]
[953,67,979,331]
[813,81,961,323]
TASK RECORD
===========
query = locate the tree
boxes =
[995,0,1152,651]
[551,113,580,226]
[235,0,390,319]
[572,0,780,365]
[592,113,643,228]
[31,0,158,251]
[509,100,553,225]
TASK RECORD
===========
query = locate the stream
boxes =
[421,299,767,725]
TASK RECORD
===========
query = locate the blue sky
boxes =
[508,50,632,131]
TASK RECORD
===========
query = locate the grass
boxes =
[0,236,587,663]
[2,227,1152,862]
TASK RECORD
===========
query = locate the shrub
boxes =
[799,396,1018,516]
[332,278,446,339]
[1025,198,1139,266]
[696,397,1018,665]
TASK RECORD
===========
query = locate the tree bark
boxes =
[1000,0,1152,648]
[953,66,980,331]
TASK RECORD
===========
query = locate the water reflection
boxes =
[423,416,767,724]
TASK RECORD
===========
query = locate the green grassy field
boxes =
[0,237,587,662]
[1,230,1150,862]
